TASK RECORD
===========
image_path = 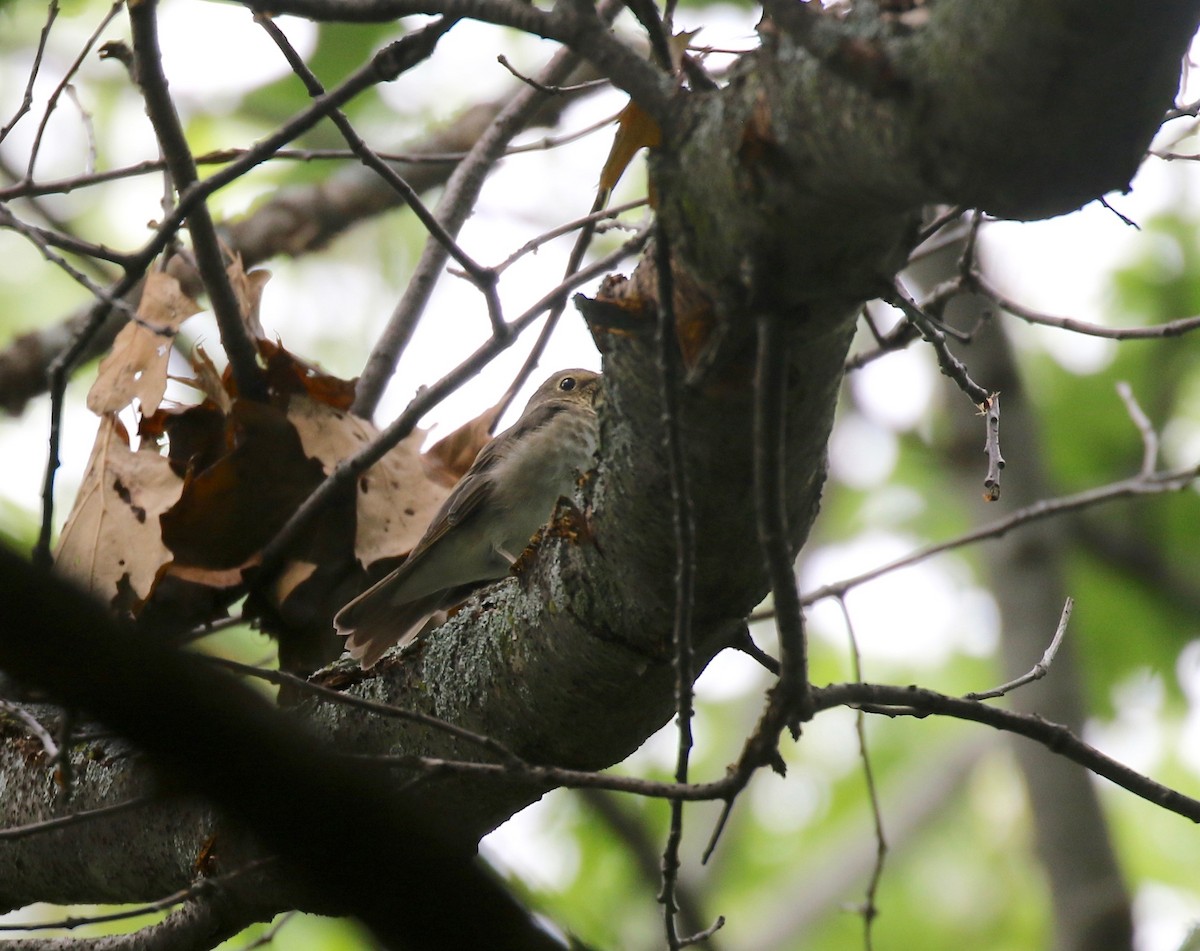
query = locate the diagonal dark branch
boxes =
[0,546,565,951]
[233,0,674,121]
[128,0,267,403]
[754,315,811,727]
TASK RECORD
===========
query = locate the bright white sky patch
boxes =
[828,412,899,489]
[157,8,317,105]
[802,533,999,666]
[850,345,938,432]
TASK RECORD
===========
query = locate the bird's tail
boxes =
[334,589,442,669]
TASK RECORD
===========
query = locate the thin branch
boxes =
[654,234,698,951]
[233,0,674,121]
[679,917,726,948]
[963,597,1072,702]
[972,269,1200,340]
[888,284,989,404]
[754,314,811,726]
[0,205,132,268]
[802,463,1200,606]
[489,180,621,427]
[0,115,622,202]
[357,677,1200,825]
[490,196,646,276]
[349,0,631,417]
[496,54,611,94]
[0,796,153,842]
[208,656,523,764]
[837,598,886,951]
[981,392,1004,501]
[233,911,297,951]
[350,40,588,417]
[253,14,510,338]
[128,0,267,402]
[1116,381,1159,476]
[0,1,59,144]
[22,1,123,180]
[831,682,1200,822]
[0,700,59,760]
[0,860,274,932]
[890,284,1002,497]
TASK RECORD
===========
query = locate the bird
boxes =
[335,368,602,668]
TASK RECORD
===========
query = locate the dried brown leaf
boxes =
[287,396,450,568]
[87,272,200,415]
[260,339,356,410]
[599,100,661,194]
[177,344,233,413]
[161,400,327,570]
[54,415,184,607]
[226,255,270,341]
[422,400,503,487]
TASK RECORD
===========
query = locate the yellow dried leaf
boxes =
[87,272,201,415]
[54,415,184,606]
[599,100,661,194]
[286,396,450,568]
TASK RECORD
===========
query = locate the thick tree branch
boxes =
[0,545,562,951]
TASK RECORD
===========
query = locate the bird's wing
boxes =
[426,399,565,541]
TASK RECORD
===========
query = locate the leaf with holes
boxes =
[54,414,184,608]
[87,272,200,416]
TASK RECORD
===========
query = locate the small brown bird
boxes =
[335,369,602,667]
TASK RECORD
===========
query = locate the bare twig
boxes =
[964,598,1073,702]
[128,0,267,402]
[0,1,60,144]
[496,53,611,94]
[754,315,811,727]
[972,269,1200,340]
[233,0,673,120]
[802,463,1200,606]
[0,113,619,202]
[982,393,1004,501]
[351,41,589,417]
[233,911,297,950]
[0,700,59,760]
[654,234,698,951]
[679,917,727,947]
[0,859,275,932]
[1116,381,1159,476]
[356,676,1200,825]
[888,285,989,404]
[490,196,647,276]
[489,185,620,427]
[22,1,122,180]
[0,795,152,842]
[837,598,886,951]
[890,284,1001,497]
[253,14,512,339]
[207,657,523,764]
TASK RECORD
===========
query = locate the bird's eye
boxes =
[559,376,577,392]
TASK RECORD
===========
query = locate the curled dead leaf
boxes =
[54,415,184,608]
[87,272,201,416]
[422,400,503,487]
[287,395,449,568]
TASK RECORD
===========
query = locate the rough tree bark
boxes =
[2,0,1198,946]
